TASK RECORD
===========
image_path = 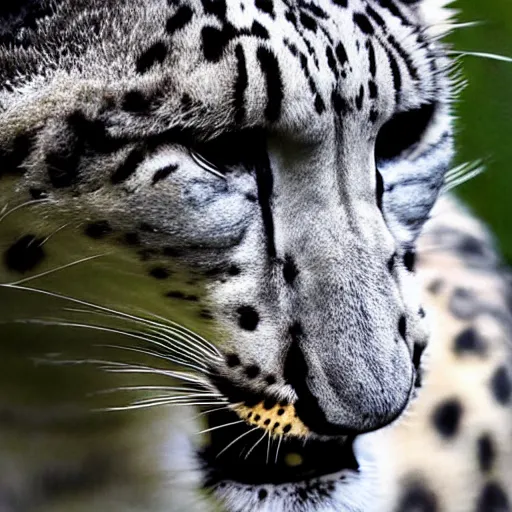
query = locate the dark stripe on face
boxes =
[110,146,145,184]
[383,46,402,103]
[256,46,284,122]
[375,0,410,26]
[387,34,419,81]
[366,40,377,76]
[255,149,276,258]
[233,44,248,124]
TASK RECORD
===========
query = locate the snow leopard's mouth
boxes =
[199,409,359,487]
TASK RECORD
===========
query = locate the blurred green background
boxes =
[449,1,512,263]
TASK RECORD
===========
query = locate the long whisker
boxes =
[1,285,221,362]
[64,307,220,362]
[97,344,210,374]
[266,432,271,465]
[96,400,226,412]
[197,419,245,435]
[244,430,267,460]
[38,223,70,246]
[138,308,221,356]
[16,319,211,374]
[0,198,48,223]
[275,435,283,464]
[448,50,512,64]
[216,427,260,459]
[90,385,204,396]
[35,357,209,386]
[6,254,108,286]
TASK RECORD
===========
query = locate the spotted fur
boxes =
[0,0,510,511]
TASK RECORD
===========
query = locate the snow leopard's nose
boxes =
[283,321,414,435]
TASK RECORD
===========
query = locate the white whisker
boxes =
[448,50,512,64]
[275,435,283,464]
[90,385,205,396]
[38,223,70,246]
[63,307,218,363]
[216,426,259,458]
[6,254,108,286]
[197,419,245,435]
[244,430,267,460]
[0,198,48,224]
[96,400,225,412]
[266,432,271,465]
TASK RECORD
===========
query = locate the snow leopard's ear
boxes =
[416,0,458,38]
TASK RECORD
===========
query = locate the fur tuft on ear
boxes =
[417,0,458,39]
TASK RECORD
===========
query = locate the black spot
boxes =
[0,132,34,176]
[265,375,276,386]
[29,188,48,200]
[166,5,193,35]
[245,365,260,378]
[314,94,325,114]
[332,0,348,6]
[432,398,463,438]
[353,12,374,34]
[398,315,407,339]
[427,279,443,295]
[84,221,112,239]
[135,41,168,74]
[199,308,214,320]
[264,418,271,425]
[283,424,292,434]
[166,290,186,300]
[449,287,478,320]
[476,482,510,512]
[110,146,145,184]
[202,0,227,19]
[254,414,261,421]
[403,250,415,272]
[152,164,178,185]
[226,354,241,367]
[237,305,260,331]
[459,235,486,258]
[227,265,241,276]
[396,481,438,512]
[477,434,495,474]
[355,84,364,110]
[283,255,298,285]
[258,489,268,501]
[335,42,348,66]
[491,366,511,405]
[251,20,269,38]
[368,80,378,99]
[255,0,274,17]
[277,408,285,416]
[233,44,248,124]
[331,91,348,115]
[201,25,231,62]
[4,234,45,273]
[273,422,280,430]
[149,267,170,279]
[256,46,284,122]
[122,90,151,113]
[299,12,317,32]
[454,327,486,355]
